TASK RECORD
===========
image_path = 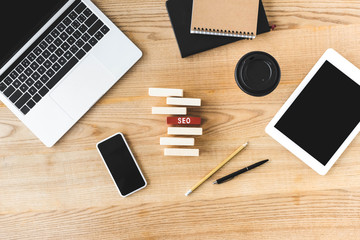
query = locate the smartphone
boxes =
[96,133,147,197]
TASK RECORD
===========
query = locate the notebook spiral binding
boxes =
[191,27,255,39]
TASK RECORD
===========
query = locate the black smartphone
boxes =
[96,133,147,197]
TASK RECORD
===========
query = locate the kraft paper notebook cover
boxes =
[166,0,270,58]
[190,0,259,39]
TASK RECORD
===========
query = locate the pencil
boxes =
[185,142,248,196]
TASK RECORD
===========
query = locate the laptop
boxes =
[0,0,142,147]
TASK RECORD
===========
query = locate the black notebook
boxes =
[166,0,270,58]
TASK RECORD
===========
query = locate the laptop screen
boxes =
[0,0,69,68]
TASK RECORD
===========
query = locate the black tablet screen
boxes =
[275,60,360,165]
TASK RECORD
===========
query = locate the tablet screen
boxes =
[275,60,360,166]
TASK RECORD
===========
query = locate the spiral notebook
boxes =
[190,0,259,39]
[166,0,270,58]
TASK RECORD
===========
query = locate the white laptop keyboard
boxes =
[0,0,109,115]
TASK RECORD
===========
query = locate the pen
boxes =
[213,159,269,184]
[185,142,248,196]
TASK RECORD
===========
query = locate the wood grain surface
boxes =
[1,0,360,239]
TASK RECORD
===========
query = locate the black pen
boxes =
[213,159,269,184]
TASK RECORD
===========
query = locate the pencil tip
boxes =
[213,181,217,184]
[185,190,192,196]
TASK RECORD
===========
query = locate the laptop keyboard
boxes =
[0,0,110,115]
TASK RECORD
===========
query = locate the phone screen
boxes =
[97,133,146,197]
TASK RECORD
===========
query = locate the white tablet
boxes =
[266,49,360,175]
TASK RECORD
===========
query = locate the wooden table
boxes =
[1,0,360,239]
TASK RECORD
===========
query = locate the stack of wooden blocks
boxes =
[149,88,202,157]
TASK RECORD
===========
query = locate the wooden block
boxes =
[160,137,195,146]
[167,117,201,125]
[166,97,201,106]
[149,88,183,97]
[152,107,187,115]
[164,148,199,157]
[168,127,203,135]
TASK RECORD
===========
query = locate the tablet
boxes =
[266,49,360,175]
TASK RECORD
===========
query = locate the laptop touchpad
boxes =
[51,55,114,120]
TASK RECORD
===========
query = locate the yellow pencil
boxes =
[185,142,248,196]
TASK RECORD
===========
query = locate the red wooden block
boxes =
[167,116,201,125]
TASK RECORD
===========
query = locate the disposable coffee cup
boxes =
[235,51,281,96]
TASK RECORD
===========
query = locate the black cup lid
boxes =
[235,51,281,96]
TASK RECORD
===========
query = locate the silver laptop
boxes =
[0,0,142,147]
